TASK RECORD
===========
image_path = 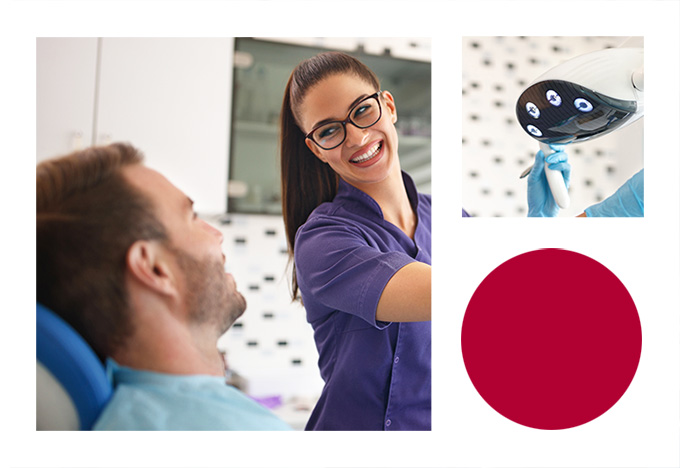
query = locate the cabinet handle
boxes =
[71,131,84,151]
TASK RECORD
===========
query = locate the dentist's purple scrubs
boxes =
[295,172,433,430]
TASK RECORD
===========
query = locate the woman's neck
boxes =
[356,170,417,239]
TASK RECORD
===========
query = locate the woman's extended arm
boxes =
[376,261,431,322]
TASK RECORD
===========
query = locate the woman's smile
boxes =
[350,140,383,166]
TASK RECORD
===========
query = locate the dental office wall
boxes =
[462,36,644,217]
[36,37,431,428]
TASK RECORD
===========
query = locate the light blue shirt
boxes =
[93,360,292,431]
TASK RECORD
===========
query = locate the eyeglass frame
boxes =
[305,91,383,150]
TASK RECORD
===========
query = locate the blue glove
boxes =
[585,169,644,217]
[527,145,571,217]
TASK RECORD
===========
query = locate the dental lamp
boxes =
[516,45,644,209]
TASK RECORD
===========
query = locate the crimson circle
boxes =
[462,249,642,430]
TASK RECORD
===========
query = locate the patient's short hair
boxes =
[37,143,167,359]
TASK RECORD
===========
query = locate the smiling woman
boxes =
[298,76,400,190]
[279,51,432,431]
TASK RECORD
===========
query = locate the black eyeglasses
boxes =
[305,92,383,150]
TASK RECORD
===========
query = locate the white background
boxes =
[3,1,679,467]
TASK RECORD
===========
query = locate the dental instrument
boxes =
[516,45,644,209]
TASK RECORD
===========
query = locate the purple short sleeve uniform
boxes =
[294,172,431,431]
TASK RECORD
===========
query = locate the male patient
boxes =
[36,143,290,430]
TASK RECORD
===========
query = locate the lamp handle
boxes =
[539,142,570,209]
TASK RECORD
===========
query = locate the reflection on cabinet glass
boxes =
[228,38,432,214]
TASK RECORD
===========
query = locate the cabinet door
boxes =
[95,38,234,213]
[37,38,98,162]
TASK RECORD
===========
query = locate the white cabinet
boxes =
[37,38,235,213]
[95,38,234,213]
[36,38,98,161]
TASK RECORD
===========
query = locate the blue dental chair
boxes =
[36,303,113,430]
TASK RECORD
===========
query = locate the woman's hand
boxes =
[527,145,571,217]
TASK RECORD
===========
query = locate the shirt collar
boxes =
[105,358,225,386]
[335,171,420,220]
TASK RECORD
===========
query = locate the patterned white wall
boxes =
[462,36,644,217]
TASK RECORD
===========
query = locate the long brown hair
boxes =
[280,51,380,300]
[36,143,167,359]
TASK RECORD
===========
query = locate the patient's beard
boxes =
[173,248,246,335]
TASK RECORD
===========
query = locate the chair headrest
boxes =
[36,303,113,430]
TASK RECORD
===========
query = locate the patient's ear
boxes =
[126,240,178,297]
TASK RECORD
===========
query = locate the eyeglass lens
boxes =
[312,96,381,149]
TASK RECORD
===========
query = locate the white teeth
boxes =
[351,143,382,163]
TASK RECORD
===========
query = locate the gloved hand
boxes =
[527,144,571,217]
[584,169,644,217]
